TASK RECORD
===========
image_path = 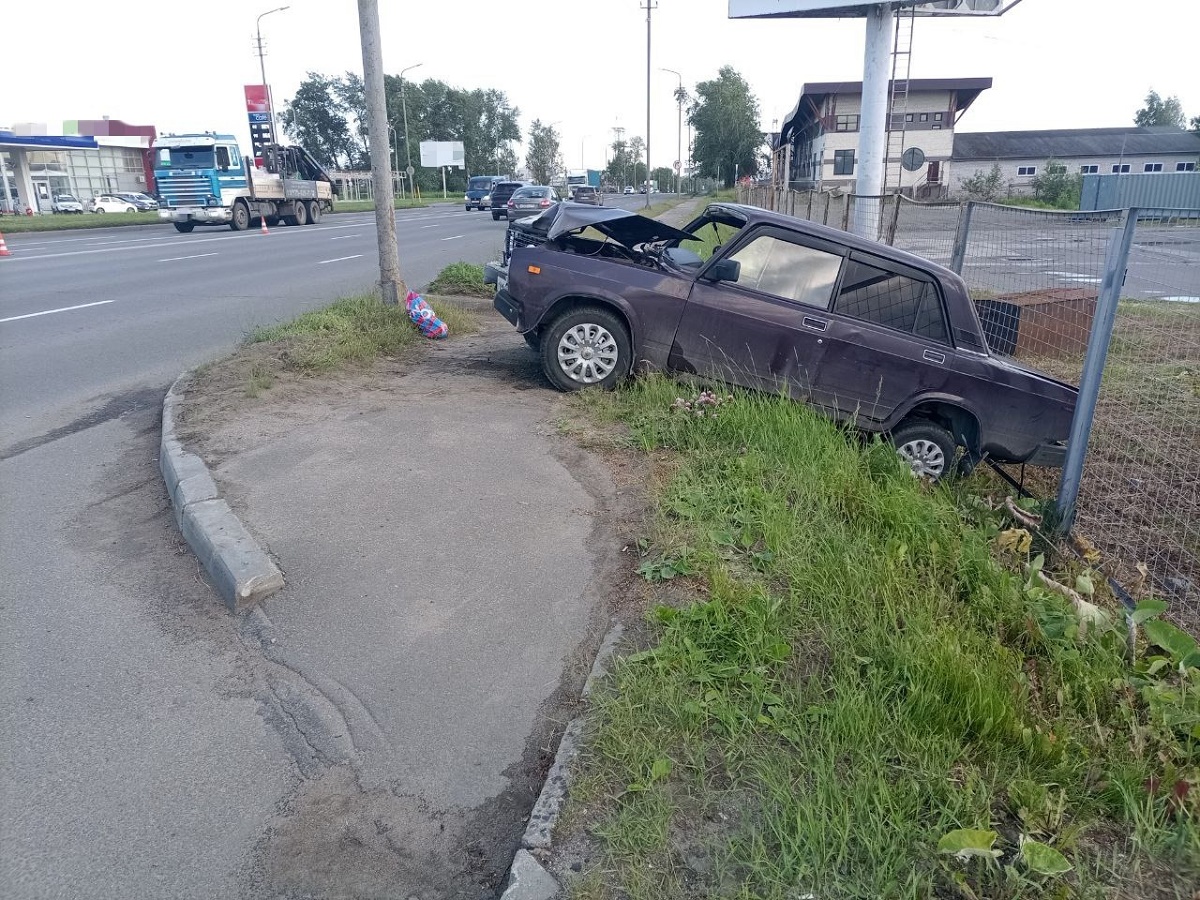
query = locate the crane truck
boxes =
[153,132,338,233]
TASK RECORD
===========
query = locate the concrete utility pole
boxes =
[642,0,656,207]
[661,67,682,195]
[255,6,290,148]
[356,0,404,305]
[852,1,895,238]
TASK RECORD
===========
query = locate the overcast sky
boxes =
[5,0,1198,171]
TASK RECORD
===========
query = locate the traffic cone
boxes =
[0,232,10,257]
[260,216,270,235]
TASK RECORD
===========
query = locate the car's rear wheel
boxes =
[93,208,105,214]
[306,200,321,224]
[491,211,501,221]
[173,222,195,233]
[891,421,958,481]
[540,306,630,392]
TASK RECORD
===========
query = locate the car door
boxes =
[669,226,846,402]
[815,250,957,426]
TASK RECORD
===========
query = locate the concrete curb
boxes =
[500,622,625,899]
[159,372,284,612]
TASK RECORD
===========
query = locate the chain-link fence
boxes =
[736,187,1200,631]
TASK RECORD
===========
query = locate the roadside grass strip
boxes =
[247,293,477,376]
[328,198,435,214]
[564,376,1198,900]
[0,212,163,233]
[427,261,493,297]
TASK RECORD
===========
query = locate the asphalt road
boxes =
[0,204,510,451]
[0,193,670,897]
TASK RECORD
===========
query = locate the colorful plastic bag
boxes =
[405,290,449,340]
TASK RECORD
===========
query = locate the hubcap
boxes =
[897,438,946,478]
[557,323,618,384]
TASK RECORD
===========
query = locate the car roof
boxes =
[701,203,961,283]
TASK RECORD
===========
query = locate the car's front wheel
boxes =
[540,306,630,392]
[890,421,958,481]
[173,222,196,233]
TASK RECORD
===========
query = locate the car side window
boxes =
[834,257,949,344]
[727,235,842,310]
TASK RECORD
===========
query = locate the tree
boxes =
[959,163,1007,201]
[651,166,674,190]
[526,119,562,185]
[628,136,647,187]
[604,139,632,187]
[1134,89,1186,128]
[334,71,371,169]
[283,73,356,168]
[1031,159,1081,209]
[1190,115,1200,136]
[689,66,762,187]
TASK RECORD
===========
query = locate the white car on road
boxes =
[92,194,138,214]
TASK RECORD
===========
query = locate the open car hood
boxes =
[539,202,695,247]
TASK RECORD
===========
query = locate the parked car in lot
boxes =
[623,186,635,195]
[51,194,85,214]
[489,180,527,220]
[113,191,159,211]
[91,194,138,213]
[506,185,560,219]
[571,186,602,206]
[485,202,1078,479]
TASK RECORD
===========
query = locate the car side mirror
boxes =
[706,258,740,283]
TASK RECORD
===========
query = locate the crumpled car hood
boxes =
[535,202,695,247]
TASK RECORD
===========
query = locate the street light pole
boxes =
[255,6,290,151]
[399,62,423,187]
[641,0,656,207]
[660,67,682,195]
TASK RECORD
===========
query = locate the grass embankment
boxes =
[426,261,492,297]
[563,377,1199,899]
[330,197,438,213]
[231,277,478,397]
[0,212,163,233]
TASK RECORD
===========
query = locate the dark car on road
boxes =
[489,181,527,220]
[571,185,602,206]
[486,202,1078,479]
[507,185,561,219]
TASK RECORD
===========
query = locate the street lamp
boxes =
[398,62,423,185]
[662,66,681,195]
[255,6,290,151]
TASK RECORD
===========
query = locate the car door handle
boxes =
[923,349,946,364]
[802,316,828,332]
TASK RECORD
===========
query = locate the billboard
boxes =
[419,140,465,168]
[244,84,270,114]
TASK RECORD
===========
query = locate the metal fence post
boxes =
[884,193,902,245]
[1055,208,1138,533]
[842,194,852,231]
[949,200,975,275]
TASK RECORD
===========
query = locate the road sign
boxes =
[673,160,681,171]
[901,147,926,171]
[406,165,415,177]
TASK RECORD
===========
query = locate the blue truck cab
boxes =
[153,133,249,229]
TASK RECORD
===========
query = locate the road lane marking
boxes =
[317,254,364,264]
[330,234,358,240]
[160,252,218,262]
[0,300,114,323]
[420,224,440,229]
[440,234,463,241]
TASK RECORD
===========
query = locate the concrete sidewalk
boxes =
[175,308,624,897]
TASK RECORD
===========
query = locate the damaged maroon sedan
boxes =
[485,202,1077,479]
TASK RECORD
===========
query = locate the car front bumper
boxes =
[493,287,521,327]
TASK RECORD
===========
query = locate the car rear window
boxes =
[834,258,949,344]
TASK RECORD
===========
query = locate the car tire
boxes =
[890,420,958,481]
[230,201,250,231]
[126,207,137,213]
[465,204,471,211]
[306,200,321,224]
[492,212,501,221]
[93,208,105,214]
[173,222,196,233]
[540,306,631,392]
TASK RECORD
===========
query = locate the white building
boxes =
[776,77,992,196]
[949,127,1200,195]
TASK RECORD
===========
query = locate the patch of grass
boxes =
[0,212,163,232]
[562,376,1199,900]
[329,197,435,214]
[247,293,478,375]
[244,362,275,398]
[427,261,492,297]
